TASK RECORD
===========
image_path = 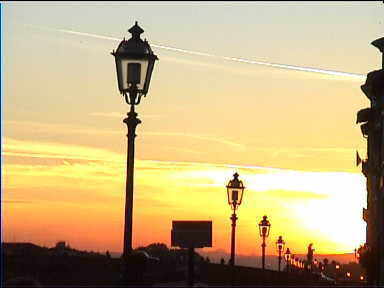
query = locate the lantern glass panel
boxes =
[232,190,238,201]
[227,187,243,203]
[128,63,141,84]
[276,242,285,253]
[116,58,149,92]
[284,251,291,262]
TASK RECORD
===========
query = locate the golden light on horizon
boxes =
[2,137,366,255]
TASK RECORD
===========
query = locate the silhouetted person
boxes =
[307,243,314,265]
[220,258,225,265]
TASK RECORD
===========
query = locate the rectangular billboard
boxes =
[171,220,212,248]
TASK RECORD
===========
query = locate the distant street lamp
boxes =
[284,248,291,272]
[112,21,158,279]
[276,236,285,272]
[226,172,245,267]
[258,215,271,270]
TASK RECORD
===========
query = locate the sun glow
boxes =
[2,138,366,255]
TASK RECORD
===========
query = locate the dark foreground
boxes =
[2,253,365,287]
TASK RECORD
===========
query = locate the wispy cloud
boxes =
[141,131,245,149]
[5,121,245,150]
[39,26,366,80]
[3,138,123,163]
[2,199,33,204]
[89,112,163,119]
[88,112,124,118]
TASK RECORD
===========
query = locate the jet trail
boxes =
[54,28,366,80]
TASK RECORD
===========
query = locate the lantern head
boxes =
[258,215,271,237]
[226,172,245,210]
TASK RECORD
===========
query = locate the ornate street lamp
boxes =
[111,22,158,271]
[284,247,291,272]
[226,172,245,266]
[226,172,245,286]
[258,215,271,270]
[276,236,285,272]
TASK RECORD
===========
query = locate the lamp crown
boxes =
[227,172,244,189]
[259,215,270,226]
[128,21,144,39]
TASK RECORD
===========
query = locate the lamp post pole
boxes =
[230,210,238,266]
[262,235,266,270]
[123,101,141,257]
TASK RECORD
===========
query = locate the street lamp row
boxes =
[283,248,306,272]
[226,173,289,273]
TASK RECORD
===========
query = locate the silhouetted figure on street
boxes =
[307,243,314,265]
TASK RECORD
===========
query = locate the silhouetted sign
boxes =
[171,221,212,248]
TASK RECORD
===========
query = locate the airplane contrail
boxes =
[54,27,366,80]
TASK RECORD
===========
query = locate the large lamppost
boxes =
[284,248,291,272]
[276,236,285,272]
[226,172,245,267]
[112,22,158,262]
[258,215,271,270]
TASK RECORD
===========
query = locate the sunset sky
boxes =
[2,2,384,259]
